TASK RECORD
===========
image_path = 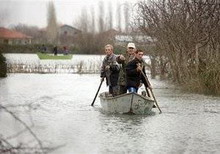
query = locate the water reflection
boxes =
[0,74,220,154]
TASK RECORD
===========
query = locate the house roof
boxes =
[115,35,133,42]
[0,27,32,39]
[60,24,81,32]
[115,34,155,43]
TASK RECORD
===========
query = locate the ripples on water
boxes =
[0,74,220,154]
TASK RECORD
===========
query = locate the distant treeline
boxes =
[0,44,77,54]
[0,44,125,55]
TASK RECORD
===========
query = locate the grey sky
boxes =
[0,0,139,29]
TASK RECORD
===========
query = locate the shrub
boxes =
[200,63,220,95]
[0,53,7,77]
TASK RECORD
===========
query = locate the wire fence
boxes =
[7,62,101,74]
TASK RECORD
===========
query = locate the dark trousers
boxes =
[109,86,119,96]
[118,85,127,95]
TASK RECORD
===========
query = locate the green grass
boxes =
[37,52,73,60]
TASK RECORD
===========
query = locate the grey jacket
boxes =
[100,53,120,87]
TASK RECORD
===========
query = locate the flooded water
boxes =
[3,53,150,74]
[0,73,220,154]
[4,53,105,73]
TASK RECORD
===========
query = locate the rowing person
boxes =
[125,49,151,93]
[100,44,120,96]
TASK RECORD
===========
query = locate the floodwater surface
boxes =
[0,74,220,154]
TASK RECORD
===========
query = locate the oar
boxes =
[91,77,104,106]
[140,70,162,113]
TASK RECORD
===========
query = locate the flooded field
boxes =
[0,73,219,154]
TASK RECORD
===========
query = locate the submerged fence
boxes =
[7,62,101,74]
[5,54,104,74]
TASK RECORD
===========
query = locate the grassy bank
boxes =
[37,52,73,60]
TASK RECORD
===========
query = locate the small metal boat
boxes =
[99,92,155,114]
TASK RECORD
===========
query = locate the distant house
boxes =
[0,27,32,45]
[115,35,133,46]
[59,24,81,36]
[58,24,81,46]
[115,34,155,47]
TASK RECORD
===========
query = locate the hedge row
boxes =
[0,44,54,53]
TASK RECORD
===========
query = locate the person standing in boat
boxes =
[126,49,151,93]
[116,42,136,94]
[100,44,120,96]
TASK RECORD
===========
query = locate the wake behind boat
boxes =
[99,92,155,114]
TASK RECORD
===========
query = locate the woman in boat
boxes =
[100,44,120,96]
[125,49,151,93]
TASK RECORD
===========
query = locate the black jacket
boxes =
[126,58,149,89]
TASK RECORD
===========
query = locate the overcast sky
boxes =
[0,0,140,29]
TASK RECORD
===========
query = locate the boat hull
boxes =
[99,92,154,114]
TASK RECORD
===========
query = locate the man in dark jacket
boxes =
[125,49,150,93]
[100,44,120,96]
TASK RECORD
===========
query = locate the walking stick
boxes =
[91,78,104,106]
[140,70,162,113]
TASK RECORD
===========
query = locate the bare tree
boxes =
[90,5,96,34]
[98,1,105,33]
[46,1,58,44]
[135,0,220,94]
[117,2,122,32]
[0,103,55,153]
[12,24,47,44]
[80,6,88,33]
[108,1,113,30]
[124,2,130,33]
